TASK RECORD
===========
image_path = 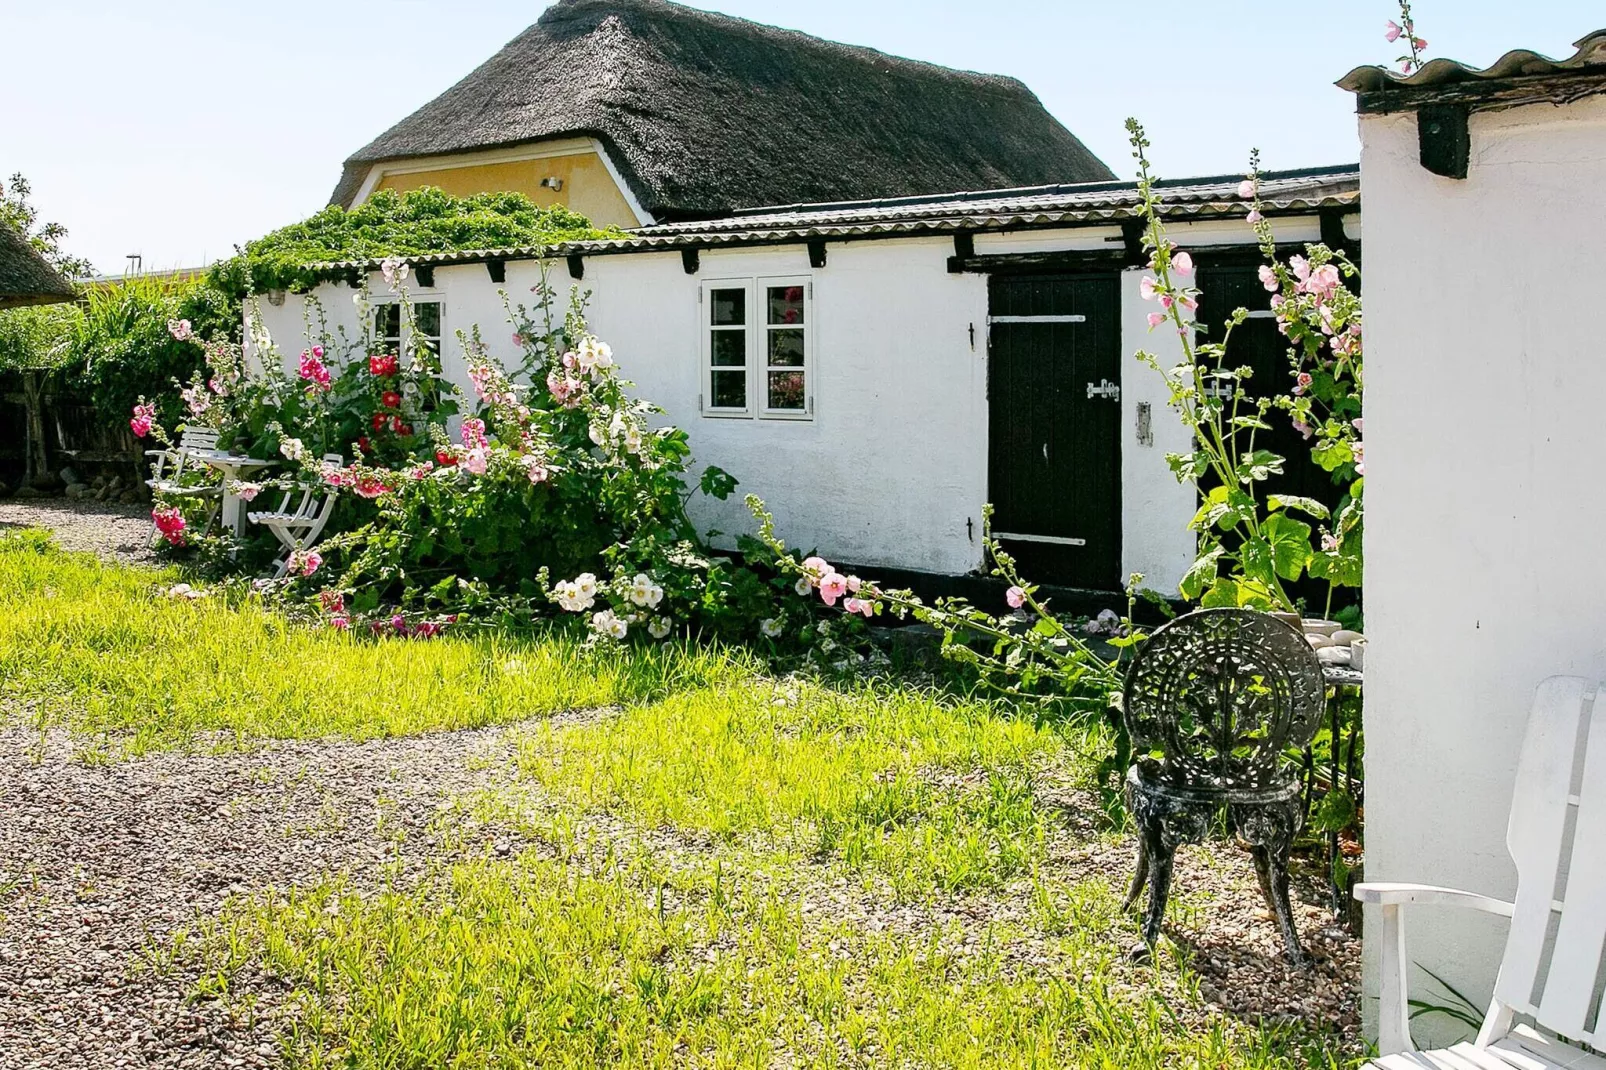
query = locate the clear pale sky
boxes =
[4,1,1599,274]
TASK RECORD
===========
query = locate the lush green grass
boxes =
[507,679,1074,895]
[0,529,755,751]
[190,849,1350,1070]
[8,530,1357,1067]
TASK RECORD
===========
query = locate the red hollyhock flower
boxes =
[371,412,387,432]
[357,435,371,452]
[435,450,457,466]
[391,416,410,434]
[381,391,402,409]
[368,354,399,377]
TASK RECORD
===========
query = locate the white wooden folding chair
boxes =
[247,453,342,578]
[1358,675,1606,1068]
[145,427,223,532]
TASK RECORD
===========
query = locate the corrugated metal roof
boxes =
[314,166,1357,272]
[1338,28,1606,95]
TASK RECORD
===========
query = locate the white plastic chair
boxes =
[247,452,342,578]
[1358,675,1606,1067]
[145,427,223,531]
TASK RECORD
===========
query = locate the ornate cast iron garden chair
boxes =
[1120,608,1327,964]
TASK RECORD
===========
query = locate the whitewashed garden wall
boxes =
[1360,92,1606,1040]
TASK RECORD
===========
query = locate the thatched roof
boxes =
[0,222,75,310]
[329,0,1114,220]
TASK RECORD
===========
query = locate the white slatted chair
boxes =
[1358,675,1606,1069]
[145,427,224,530]
[247,453,342,578]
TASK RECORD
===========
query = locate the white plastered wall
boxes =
[249,217,1314,592]
[1358,93,1606,1044]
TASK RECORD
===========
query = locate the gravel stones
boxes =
[0,499,155,567]
[0,726,524,1069]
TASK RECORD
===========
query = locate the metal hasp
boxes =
[1418,103,1470,179]
[1118,608,1327,965]
[1086,379,1120,401]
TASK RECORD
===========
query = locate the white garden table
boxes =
[190,452,277,536]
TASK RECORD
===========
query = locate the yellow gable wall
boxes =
[373,150,642,229]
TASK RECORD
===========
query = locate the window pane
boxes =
[711,369,747,408]
[768,328,805,367]
[414,302,441,338]
[711,330,746,367]
[374,304,401,340]
[711,288,745,326]
[767,285,805,326]
[767,370,806,411]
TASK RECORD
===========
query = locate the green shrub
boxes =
[210,187,624,297]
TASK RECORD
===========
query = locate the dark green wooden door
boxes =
[987,273,1122,590]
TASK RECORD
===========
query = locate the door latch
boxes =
[1086,379,1120,401]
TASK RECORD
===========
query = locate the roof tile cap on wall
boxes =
[1337,28,1606,94]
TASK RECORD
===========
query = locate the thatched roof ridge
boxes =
[329,0,1113,219]
[0,222,75,310]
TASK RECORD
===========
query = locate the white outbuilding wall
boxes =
[250,218,1317,594]
[1360,92,1606,1042]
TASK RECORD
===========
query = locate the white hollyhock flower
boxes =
[648,617,672,639]
[760,618,784,638]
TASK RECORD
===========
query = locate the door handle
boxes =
[1086,380,1120,400]
[1042,443,1048,461]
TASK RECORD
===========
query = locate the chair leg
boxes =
[1140,826,1176,953]
[1123,837,1150,913]
[1233,801,1307,965]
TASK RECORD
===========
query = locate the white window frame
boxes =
[758,275,812,420]
[698,276,813,420]
[371,296,444,361]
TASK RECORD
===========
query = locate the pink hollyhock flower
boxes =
[1292,418,1314,440]
[1139,276,1159,301]
[1413,37,1427,51]
[329,614,350,631]
[1321,533,1340,552]
[843,597,874,618]
[1171,252,1194,278]
[1147,312,1166,328]
[293,550,322,578]
[818,572,848,607]
[390,614,408,633]
[233,481,262,502]
[801,556,830,582]
[460,418,488,450]
[1385,19,1402,42]
[1246,209,1264,224]
[1352,417,1363,434]
[1399,60,1413,74]
[1005,585,1026,609]
[1258,265,1278,292]
[129,401,156,438]
[151,505,186,545]
[1159,294,1174,310]
[1237,179,1257,200]
[298,351,331,390]
[463,448,489,476]
[512,333,526,347]
[311,345,324,359]
[1179,295,1198,312]
[1296,371,1313,390]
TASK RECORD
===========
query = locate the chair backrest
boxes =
[1491,676,1606,1046]
[178,427,221,453]
[1122,608,1326,792]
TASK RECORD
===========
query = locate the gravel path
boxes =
[0,499,154,566]
[0,725,526,1070]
